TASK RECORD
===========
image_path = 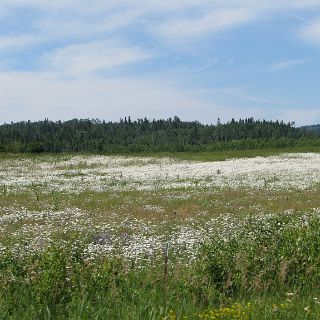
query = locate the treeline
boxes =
[302,124,320,136]
[0,117,319,153]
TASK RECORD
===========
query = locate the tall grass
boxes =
[0,213,320,319]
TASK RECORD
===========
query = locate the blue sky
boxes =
[1,1,320,125]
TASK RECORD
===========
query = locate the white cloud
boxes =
[34,8,145,40]
[0,71,266,124]
[0,70,317,125]
[1,1,320,49]
[2,1,320,39]
[194,87,284,105]
[154,8,255,41]
[0,0,320,126]
[277,108,320,125]
[271,58,315,70]
[300,19,320,45]
[0,35,41,50]
[2,0,319,10]
[44,41,151,75]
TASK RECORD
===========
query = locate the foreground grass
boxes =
[1,213,320,319]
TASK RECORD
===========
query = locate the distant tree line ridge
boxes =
[302,124,320,136]
[0,117,319,153]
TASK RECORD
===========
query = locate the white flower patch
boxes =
[1,153,320,193]
[143,205,165,213]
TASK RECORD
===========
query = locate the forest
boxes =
[0,117,319,153]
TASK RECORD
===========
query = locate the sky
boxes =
[1,1,320,125]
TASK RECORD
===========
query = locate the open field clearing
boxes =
[1,153,320,319]
[0,153,320,262]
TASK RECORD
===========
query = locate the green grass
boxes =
[0,214,320,319]
[145,146,320,162]
[1,145,320,163]
[1,152,320,319]
[1,186,319,222]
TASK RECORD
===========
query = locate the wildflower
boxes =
[197,303,251,320]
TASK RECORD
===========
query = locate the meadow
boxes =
[0,151,320,319]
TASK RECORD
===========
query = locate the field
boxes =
[1,152,320,319]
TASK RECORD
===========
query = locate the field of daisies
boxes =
[1,152,320,319]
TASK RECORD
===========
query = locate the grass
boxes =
[1,145,320,162]
[0,213,320,319]
[1,186,319,223]
[1,152,320,319]
[151,146,320,162]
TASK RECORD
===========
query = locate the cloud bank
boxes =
[0,0,320,125]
